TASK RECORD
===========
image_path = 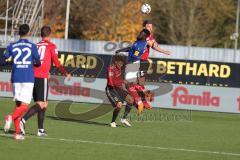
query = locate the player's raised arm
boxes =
[115,46,131,53]
[51,45,71,79]
[152,41,171,55]
[142,19,171,57]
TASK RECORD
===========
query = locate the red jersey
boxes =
[107,64,124,88]
[141,35,156,61]
[34,39,67,78]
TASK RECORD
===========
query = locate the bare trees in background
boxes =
[151,0,236,47]
[31,0,239,48]
[44,0,144,41]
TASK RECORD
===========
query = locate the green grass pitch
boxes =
[0,97,240,160]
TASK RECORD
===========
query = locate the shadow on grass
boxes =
[0,128,38,136]
[46,116,109,126]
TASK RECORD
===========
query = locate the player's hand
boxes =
[66,74,71,81]
[164,50,171,55]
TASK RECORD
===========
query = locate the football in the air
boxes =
[141,3,151,14]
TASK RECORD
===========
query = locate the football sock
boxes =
[137,102,144,116]
[111,108,120,123]
[123,104,131,119]
[12,104,28,120]
[38,108,46,129]
[12,104,28,134]
[14,117,21,134]
[22,104,41,122]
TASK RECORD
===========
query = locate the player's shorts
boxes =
[140,60,150,73]
[33,78,49,102]
[125,61,140,83]
[12,83,34,104]
[105,85,129,108]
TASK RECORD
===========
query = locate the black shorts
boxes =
[105,86,129,108]
[140,60,149,73]
[33,78,49,102]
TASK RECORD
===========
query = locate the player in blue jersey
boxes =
[2,24,41,140]
[124,29,152,82]
[117,29,155,115]
[127,29,151,63]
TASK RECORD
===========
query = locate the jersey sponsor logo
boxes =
[171,86,220,107]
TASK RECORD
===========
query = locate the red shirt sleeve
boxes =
[51,45,68,76]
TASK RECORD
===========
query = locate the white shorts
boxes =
[125,61,140,82]
[13,83,34,104]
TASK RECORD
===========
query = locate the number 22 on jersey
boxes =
[13,47,31,65]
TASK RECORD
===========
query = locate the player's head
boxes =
[113,54,125,68]
[143,20,153,33]
[41,26,51,38]
[19,24,30,37]
[137,29,150,41]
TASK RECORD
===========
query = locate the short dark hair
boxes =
[41,26,51,38]
[142,20,152,27]
[137,29,150,41]
[19,24,30,36]
[113,54,126,63]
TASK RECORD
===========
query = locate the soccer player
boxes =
[141,19,171,61]
[2,24,41,140]
[4,26,71,137]
[124,29,154,115]
[106,54,134,127]
[19,26,71,136]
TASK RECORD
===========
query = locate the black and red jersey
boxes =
[107,64,124,88]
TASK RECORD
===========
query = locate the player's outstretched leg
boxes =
[20,103,41,135]
[12,103,28,140]
[110,108,120,128]
[110,101,123,127]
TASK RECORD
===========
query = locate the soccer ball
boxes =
[141,3,151,14]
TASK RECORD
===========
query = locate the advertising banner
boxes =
[1,48,240,113]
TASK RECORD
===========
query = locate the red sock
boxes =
[14,117,21,134]
[12,107,22,121]
[12,104,28,134]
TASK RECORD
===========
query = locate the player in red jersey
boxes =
[129,20,170,114]
[105,54,134,127]
[141,19,171,61]
[116,21,170,115]
[18,26,71,136]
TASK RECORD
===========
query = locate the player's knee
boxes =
[126,95,134,105]
[43,102,48,108]
[116,102,123,109]
[36,101,45,109]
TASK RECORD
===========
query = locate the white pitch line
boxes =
[0,133,240,157]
